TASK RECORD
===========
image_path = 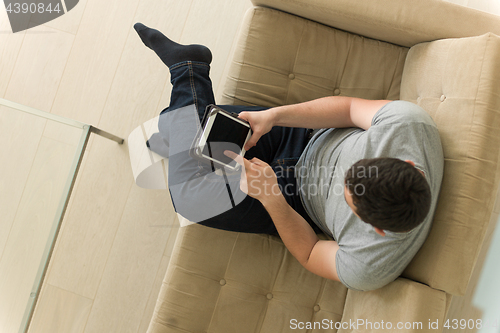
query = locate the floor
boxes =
[0,0,252,332]
[0,0,499,332]
[444,0,500,15]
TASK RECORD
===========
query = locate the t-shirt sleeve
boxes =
[371,101,437,128]
[336,249,395,291]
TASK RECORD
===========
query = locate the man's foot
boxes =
[134,23,212,67]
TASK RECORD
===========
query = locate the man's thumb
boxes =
[238,112,249,122]
[245,134,259,150]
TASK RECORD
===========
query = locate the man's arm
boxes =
[227,153,340,282]
[262,193,340,282]
[239,96,391,150]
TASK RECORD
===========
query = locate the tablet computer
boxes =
[191,105,252,170]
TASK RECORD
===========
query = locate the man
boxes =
[134,23,444,291]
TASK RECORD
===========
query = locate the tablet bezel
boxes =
[196,107,252,170]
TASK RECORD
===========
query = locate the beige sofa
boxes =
[146,0,500,332]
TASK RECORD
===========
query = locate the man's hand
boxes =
[238,110,276,151]
[224,151,281,206]
[224,150,341,282]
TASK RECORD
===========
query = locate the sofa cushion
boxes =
[147,223,347,333]
[400,33,500,296]
[220,7,408,106]
[339,278,451,332]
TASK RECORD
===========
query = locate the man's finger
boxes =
[238,112,249,121]
[242,134,253,151]
[224,150,248,168]
[245,135,258,151]
[250,157,265,164]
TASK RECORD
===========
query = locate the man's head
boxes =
[344,157,431,234]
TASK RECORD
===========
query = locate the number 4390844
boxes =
[6,2,61,14]
[444,319,498,330]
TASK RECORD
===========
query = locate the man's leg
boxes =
[134,24,280,234]
[134,24,321,235]
[134,23,215,121]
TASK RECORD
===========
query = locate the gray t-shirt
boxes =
[296,101,444,291]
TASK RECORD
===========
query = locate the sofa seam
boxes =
[228,7,257,106]
[284,18,306,105]
[254,242,287,332]
[337,34,353,95]
[205,233,241,331]
[388,48,409,99]
[308,278,328,327]
[422,40,452,290]
[460,33,495,290]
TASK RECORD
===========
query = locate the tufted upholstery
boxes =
[148,224,347,333]
[146,1,500,332]
[221,7,408,106]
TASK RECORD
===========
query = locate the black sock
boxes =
[134,23,212,67]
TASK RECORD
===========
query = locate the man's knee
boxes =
[168,169,245,223]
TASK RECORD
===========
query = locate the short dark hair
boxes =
[344,157,431,232]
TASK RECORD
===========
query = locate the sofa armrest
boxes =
[338,278,452,333]
[251,0,500,47]
[400,32,500,296]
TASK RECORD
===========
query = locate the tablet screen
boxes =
[202,113,249,168]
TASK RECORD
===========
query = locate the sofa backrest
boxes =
[251,0,500,48]
[399,32,500,295]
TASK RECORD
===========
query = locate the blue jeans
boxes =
[160,61,321,235]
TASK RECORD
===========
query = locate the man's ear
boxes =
[405,159,425,178]
[374,227,386,237]
[404,159,416,167]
